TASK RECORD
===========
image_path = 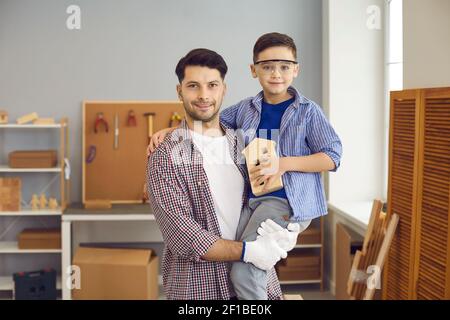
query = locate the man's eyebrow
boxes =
[209,80,220,84]
[185,81,199,85]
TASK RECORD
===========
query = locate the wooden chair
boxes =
[347,199,399,300]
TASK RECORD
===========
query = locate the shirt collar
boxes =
[251,86,309,112]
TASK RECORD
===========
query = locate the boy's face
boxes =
[251,46,299,98]
[176,66,226,123]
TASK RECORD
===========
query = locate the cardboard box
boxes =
[9,150,57,168]
[17,228,61,249]
[297,226,321,245]
[72,247,159,300]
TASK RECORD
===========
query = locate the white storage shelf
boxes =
[0,165,62,173]
[0,276,62,291]
[0,118,69,298]
[0,124,64,129]
[0,242,62,254]
[0,209,62,216]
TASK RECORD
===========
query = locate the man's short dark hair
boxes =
[253,32,297,63]
[175,48,228,83]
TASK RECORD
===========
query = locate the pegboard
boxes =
[82,101,184,204]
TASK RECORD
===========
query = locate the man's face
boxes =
[177,66,226,123]
[251,46,299,96]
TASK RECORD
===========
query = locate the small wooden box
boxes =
[17,228,61,249]
[297,227,321,245]
[241,138,283,197]
[9,150,57,168]
[0,178,21,211]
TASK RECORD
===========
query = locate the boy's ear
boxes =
[250,64,258,78]
[293,64,300,78]
[176,84,183,101]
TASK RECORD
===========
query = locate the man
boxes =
[147,48,294,300]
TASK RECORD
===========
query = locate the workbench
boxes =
[61,204,158,300]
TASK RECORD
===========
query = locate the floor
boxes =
[0,284,335,300]
[157,284,335,300]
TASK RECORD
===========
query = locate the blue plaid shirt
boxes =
[220,86,342,221]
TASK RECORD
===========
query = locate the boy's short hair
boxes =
[253,32,297,63]
[175,48,228,83]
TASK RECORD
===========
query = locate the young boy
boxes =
[148,33,342,300]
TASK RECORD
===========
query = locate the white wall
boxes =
[325,0,385,204]
[403,0,450,89]
[322,0,385,293]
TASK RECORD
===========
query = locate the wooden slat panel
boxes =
[384,91,419,300]
[415,92,450,300]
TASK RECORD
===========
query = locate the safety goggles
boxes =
[254,59,298,75]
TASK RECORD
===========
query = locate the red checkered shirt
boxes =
[147,120,283,300]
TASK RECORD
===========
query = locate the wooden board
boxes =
[82,101,184,204]
[0,178,21,211]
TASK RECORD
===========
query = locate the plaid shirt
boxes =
[147,120,283,300]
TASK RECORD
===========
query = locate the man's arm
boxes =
[148,147,222,262]
[202,239,243,261]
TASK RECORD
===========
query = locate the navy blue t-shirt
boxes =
[249,97,295,199]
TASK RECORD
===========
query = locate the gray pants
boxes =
[230,196,311,300]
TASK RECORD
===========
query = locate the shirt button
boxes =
[198,182,202,187]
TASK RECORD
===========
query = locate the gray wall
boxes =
[0,0,322,280]
[0,0,322,203]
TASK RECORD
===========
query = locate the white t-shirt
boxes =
[191,130,244,240]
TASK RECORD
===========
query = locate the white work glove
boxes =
[257,219,302,252]
[243,231,288,271]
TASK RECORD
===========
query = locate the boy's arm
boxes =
[280,152,336,173]
[303,102,342,172]
[250,103,342,188]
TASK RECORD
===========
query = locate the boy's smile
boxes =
[251,46,299,104]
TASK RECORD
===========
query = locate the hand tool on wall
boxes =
[94,112,109,133]
[127,110,137,127]
[114,113,119,149]
[169,111,183,127]
[143,112,156,143]
[86,145,96,164]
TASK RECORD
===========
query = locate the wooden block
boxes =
[241,138,283,196]
[84,200,112,210]
[0,178,21,211]
[0,110,8,124]
[16,112,38,124]
[33,118,55,125]
[284,294,304,300]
